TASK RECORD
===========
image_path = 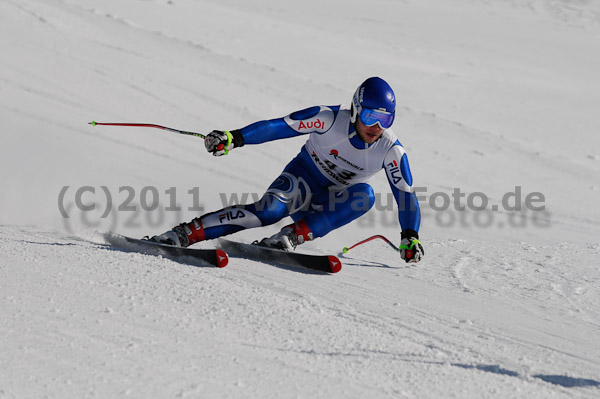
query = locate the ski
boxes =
[104,233,228,268]
[217,239,341,273]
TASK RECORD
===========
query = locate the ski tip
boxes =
[328,256,342,273]
[216,249,229,268]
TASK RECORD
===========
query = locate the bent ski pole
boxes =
[88,121,232,152]
[89,121,206,139]
[342,235,399,254]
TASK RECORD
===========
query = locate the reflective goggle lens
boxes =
[359,108,395,129]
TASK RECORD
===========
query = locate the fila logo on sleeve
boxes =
[386,159,403,185]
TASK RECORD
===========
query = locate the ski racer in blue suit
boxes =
[151,77,424,263]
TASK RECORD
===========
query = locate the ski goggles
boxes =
[358,108,395,129]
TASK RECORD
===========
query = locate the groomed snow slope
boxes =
[1,0,600,398]
[2,226,599,398]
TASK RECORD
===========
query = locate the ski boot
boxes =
[148,218,205,248]
[256,220,313,251]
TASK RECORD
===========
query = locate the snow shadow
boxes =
[101,243,217,269]
[101,245,216,268]
[453,363,519,377]
[245,259,331,275]
[18,240,79,247]
[453,364,600,389]
[532,375,600,388]
[340,259,395,269]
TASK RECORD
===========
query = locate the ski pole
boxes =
[88,121,206,139]
[342,235,399,254]
[88,121,233,152]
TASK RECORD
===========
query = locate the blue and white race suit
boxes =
[199,105,421,239]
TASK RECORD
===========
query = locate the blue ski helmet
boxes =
[350,77,396,129]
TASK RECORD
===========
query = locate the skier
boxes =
[150,77,424,263]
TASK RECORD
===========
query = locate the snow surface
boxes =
[1,0,600,397]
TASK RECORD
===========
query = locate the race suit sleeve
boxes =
[237,105,340,145]
[383,143,421,233]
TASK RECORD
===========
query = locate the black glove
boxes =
[399,229,424,263]
[204,129,244,156]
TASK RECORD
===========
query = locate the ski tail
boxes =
[214,249,229,268]
[328,256,342,273]
[104,233,229,268]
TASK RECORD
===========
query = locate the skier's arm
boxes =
[204,106,340,156]
[242,105,340,144]
[383,144,424,263]
[383,143,421,232]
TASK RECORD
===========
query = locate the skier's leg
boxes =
[189,171,311,242]
[299,183,376,238]
[259,183,375,250]
[149,158,315,247]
